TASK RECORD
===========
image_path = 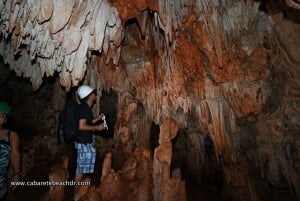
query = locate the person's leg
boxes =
[74,144,83,201]
[89,146,96,174]
[74,143,95,200]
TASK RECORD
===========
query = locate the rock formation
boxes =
[0,0,300,201]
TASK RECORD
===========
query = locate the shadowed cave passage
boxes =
[150,122,160,154]
[149,121,226,201]
[98,91,117,138]
[171,129,225,199]
[93,90,118,185]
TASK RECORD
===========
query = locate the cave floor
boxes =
[6,133,296,201]
[5,135,225,201]
[5,149,296,201]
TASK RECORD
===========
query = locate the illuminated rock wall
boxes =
[1,0,300,200]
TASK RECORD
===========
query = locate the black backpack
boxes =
[57,105,78,144]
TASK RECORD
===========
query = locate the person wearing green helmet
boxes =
[0,101,20,200]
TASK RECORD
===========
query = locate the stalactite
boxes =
[229,108,236,134]
[207,8,223,68]
[37,0,53,24]
[0,0,124,90]
[222,1,272,53]
[186,132,206,182]
[67,0,88,28]
[206,99,232,162]
[222,80,271,118]
[114,95,138,165]
[156,0,175,45]
[61,27,82,55]
[94,1,109,50]
[286,0,300,9]
[49,0,75,34]
[59,69,72,91]
[136,9,149,37]
[72,29,89,85]
[131,103,151,149]
[8,2,19,33]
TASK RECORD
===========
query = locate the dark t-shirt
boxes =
[75,103,93,144]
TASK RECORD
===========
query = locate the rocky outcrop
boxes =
[0,0,300,201]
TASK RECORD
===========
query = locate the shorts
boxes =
[75,143,96,174]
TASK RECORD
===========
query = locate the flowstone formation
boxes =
[1,0,300,200]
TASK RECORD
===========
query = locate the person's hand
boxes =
[99,113,105,120]
[96,114,105,121]
[9,173,21,191]
[95,123,105,131]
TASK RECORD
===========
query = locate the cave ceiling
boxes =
[0,0,298,87]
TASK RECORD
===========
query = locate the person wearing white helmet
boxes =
[74,85,106,188]
[0,101,20,200]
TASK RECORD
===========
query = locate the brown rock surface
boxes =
[0,0,300,201]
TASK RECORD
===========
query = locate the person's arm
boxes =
[78,119,105,131]
[10,131,21,175]
[91,114,104,124]
[10,131,21,190]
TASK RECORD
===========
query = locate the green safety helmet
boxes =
[0,101,12,115]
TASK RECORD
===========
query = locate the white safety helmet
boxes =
[77,85,95,99]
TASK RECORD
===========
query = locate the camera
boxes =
[102,115,108,130]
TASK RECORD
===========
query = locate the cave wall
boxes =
[0,59,65,135]
[1,0,300,201]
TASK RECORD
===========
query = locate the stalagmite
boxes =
[74,177,93,201]
[153,118,180,201]
[100,171,122,200]
[101,152,112,180]
[40,156,69,201]
[135,148,151,201]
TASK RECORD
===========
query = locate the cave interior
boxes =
[0,0,300,201]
